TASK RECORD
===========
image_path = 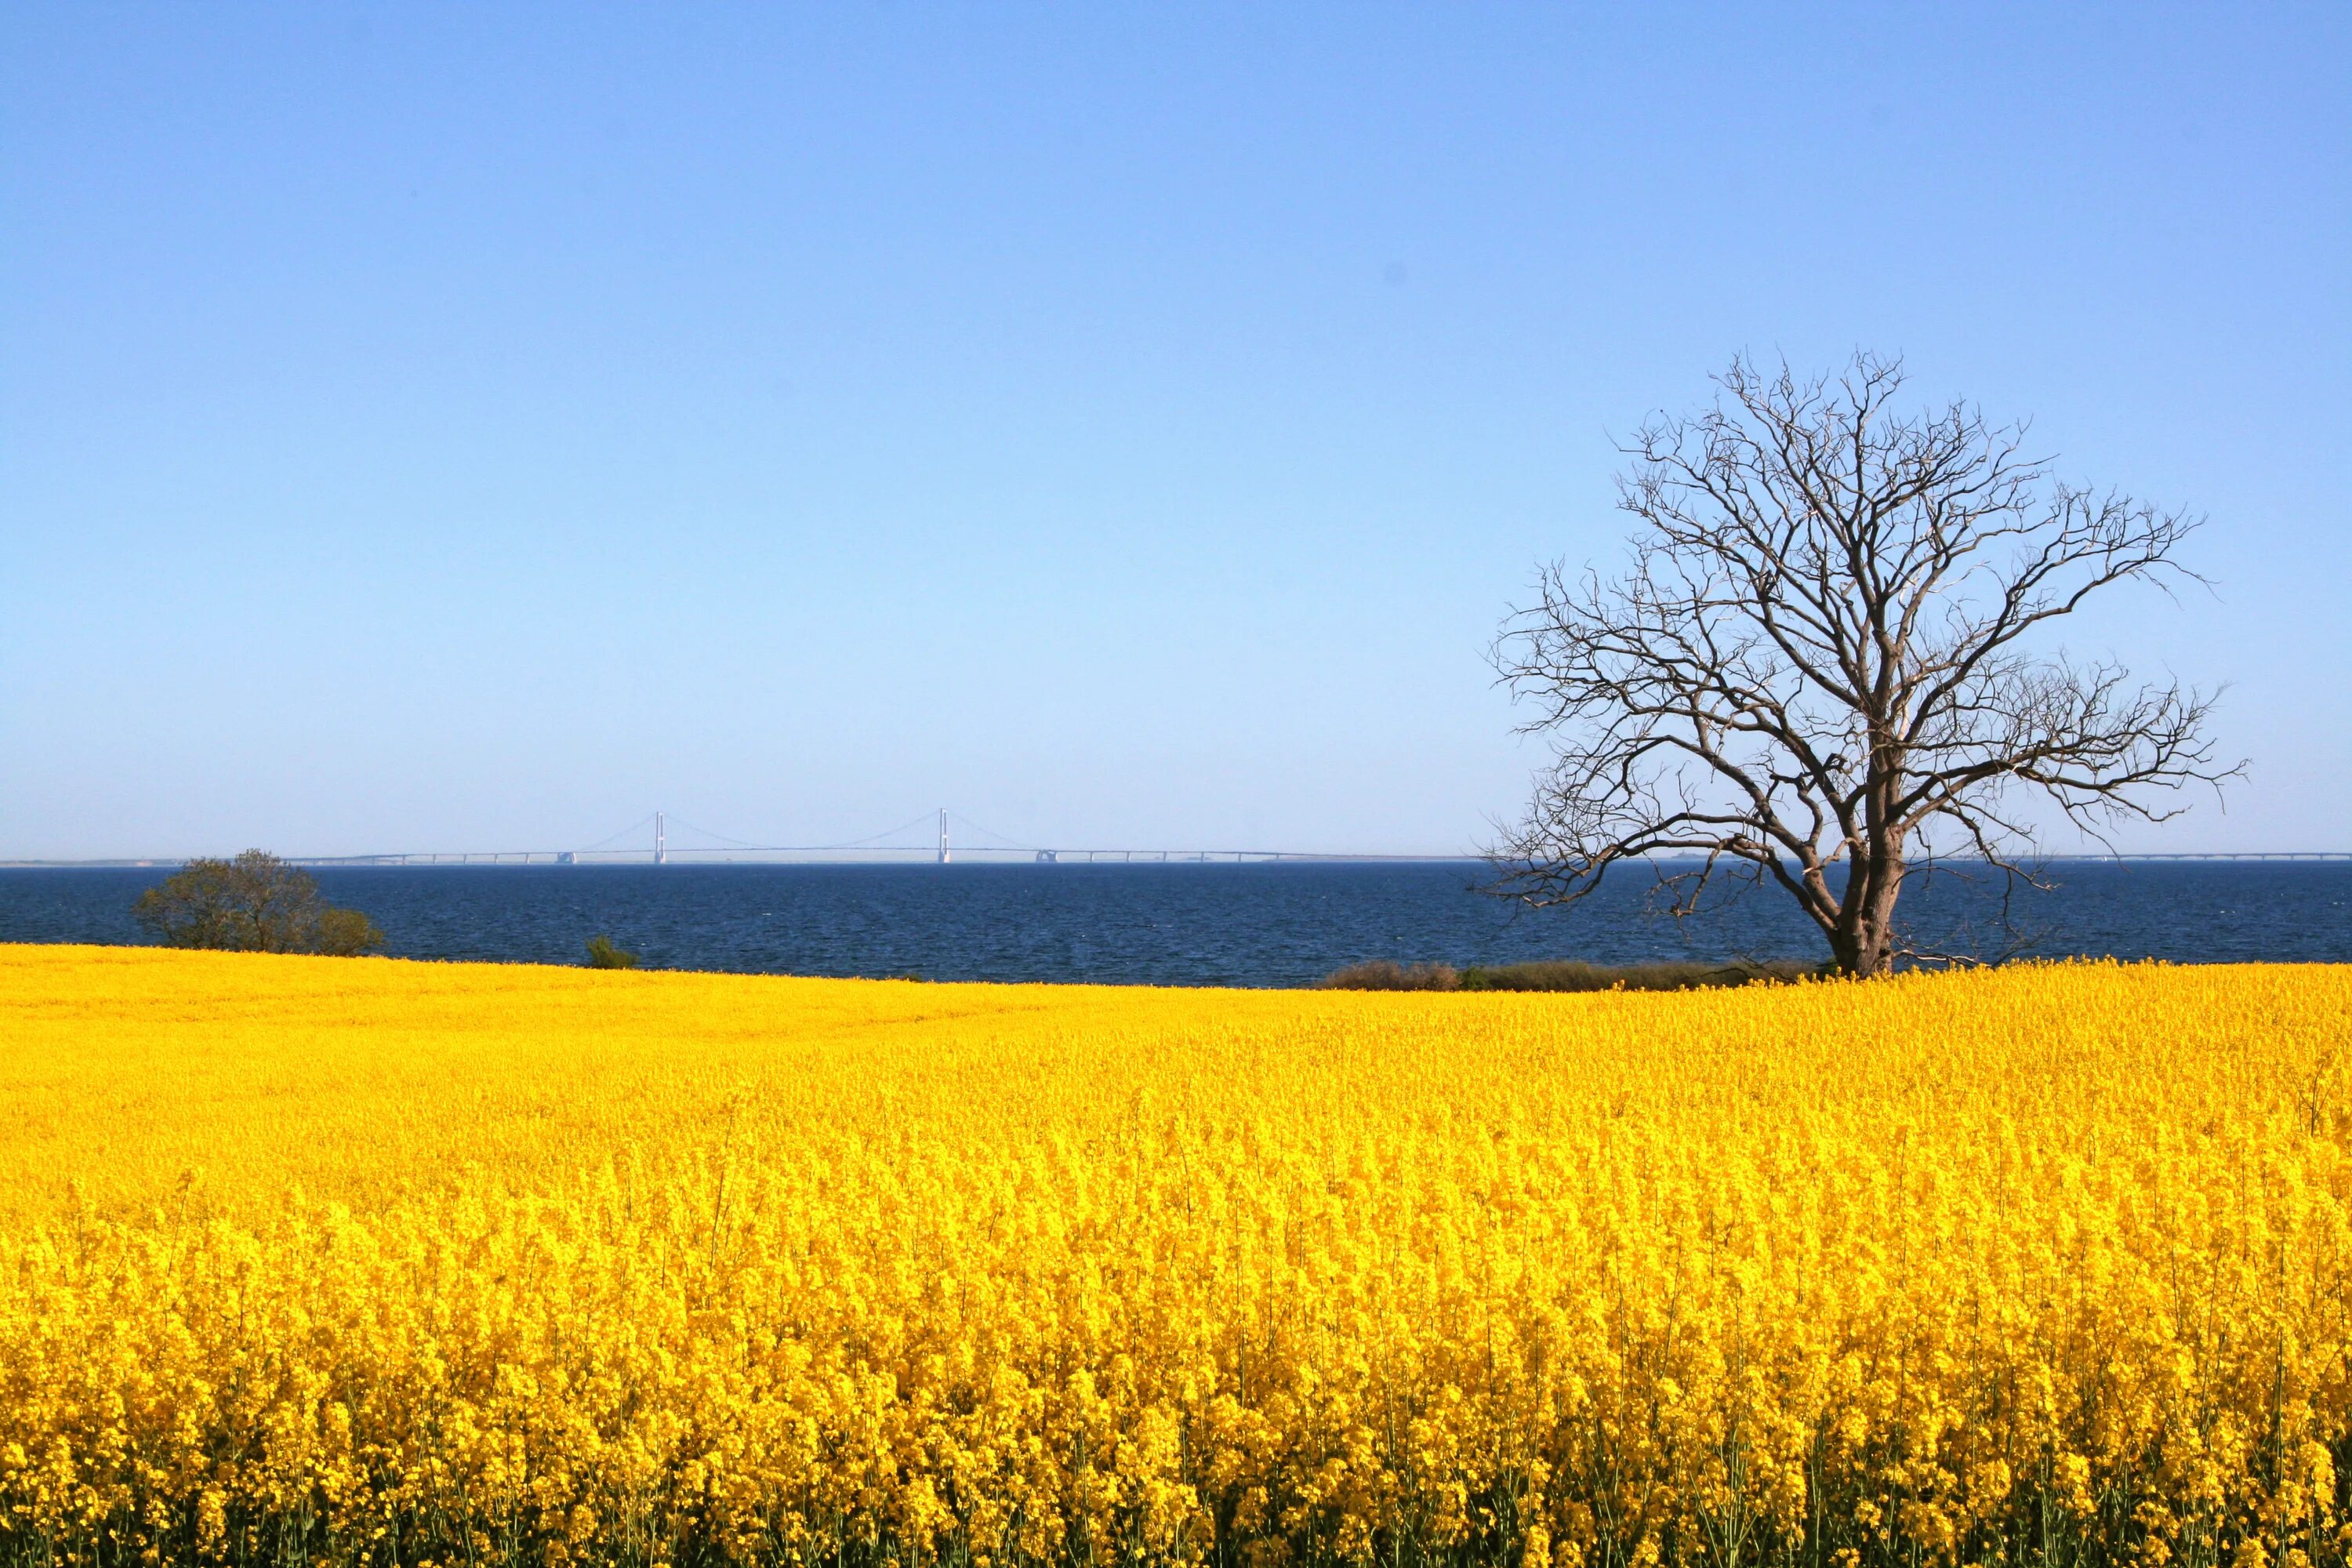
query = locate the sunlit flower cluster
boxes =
[3,944,2350,1567]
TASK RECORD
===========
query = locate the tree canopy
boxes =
[132,851,386,956]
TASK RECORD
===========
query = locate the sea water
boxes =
[3,859,2347,987]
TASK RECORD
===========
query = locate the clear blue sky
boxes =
[4,4,2345,858]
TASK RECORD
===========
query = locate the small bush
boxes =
[1319,960,1461,991]
[584,935,640,970]
[1315,957,1824,993]
[1461,958,1823,992]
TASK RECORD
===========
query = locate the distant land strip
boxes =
[5,849,2348,869]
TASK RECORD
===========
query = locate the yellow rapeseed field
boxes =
[4,945,2351,1568]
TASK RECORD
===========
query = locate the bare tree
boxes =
[1490,352,2236,977]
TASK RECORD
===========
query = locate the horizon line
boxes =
[5,849,2348,870]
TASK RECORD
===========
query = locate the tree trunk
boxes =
[1828,848,1905,978]
[1831,919,1898,978]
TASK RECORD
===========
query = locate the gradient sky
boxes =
[4,4,2345,858]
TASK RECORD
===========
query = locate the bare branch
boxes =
[1490,350,2239,976]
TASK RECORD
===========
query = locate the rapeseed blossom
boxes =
[2,943,2349,1567]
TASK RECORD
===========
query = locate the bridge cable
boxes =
[945,812,1037,851]
[574,814,657,853]
[659,815,767,851]
[828,810,949,850]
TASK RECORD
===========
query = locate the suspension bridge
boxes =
[5,810,2347,869]
[70,810,1484,869]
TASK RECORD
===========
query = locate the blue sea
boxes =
[2,860,2347,986]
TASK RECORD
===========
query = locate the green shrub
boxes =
[583,935,640,970]
[1460,958,1822,992]
[1318,960,1461,991]
[1316,957,1824,993]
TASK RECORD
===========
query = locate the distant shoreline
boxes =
[5,851,2347,870]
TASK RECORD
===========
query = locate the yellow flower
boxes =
[2,946,2350,1566]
